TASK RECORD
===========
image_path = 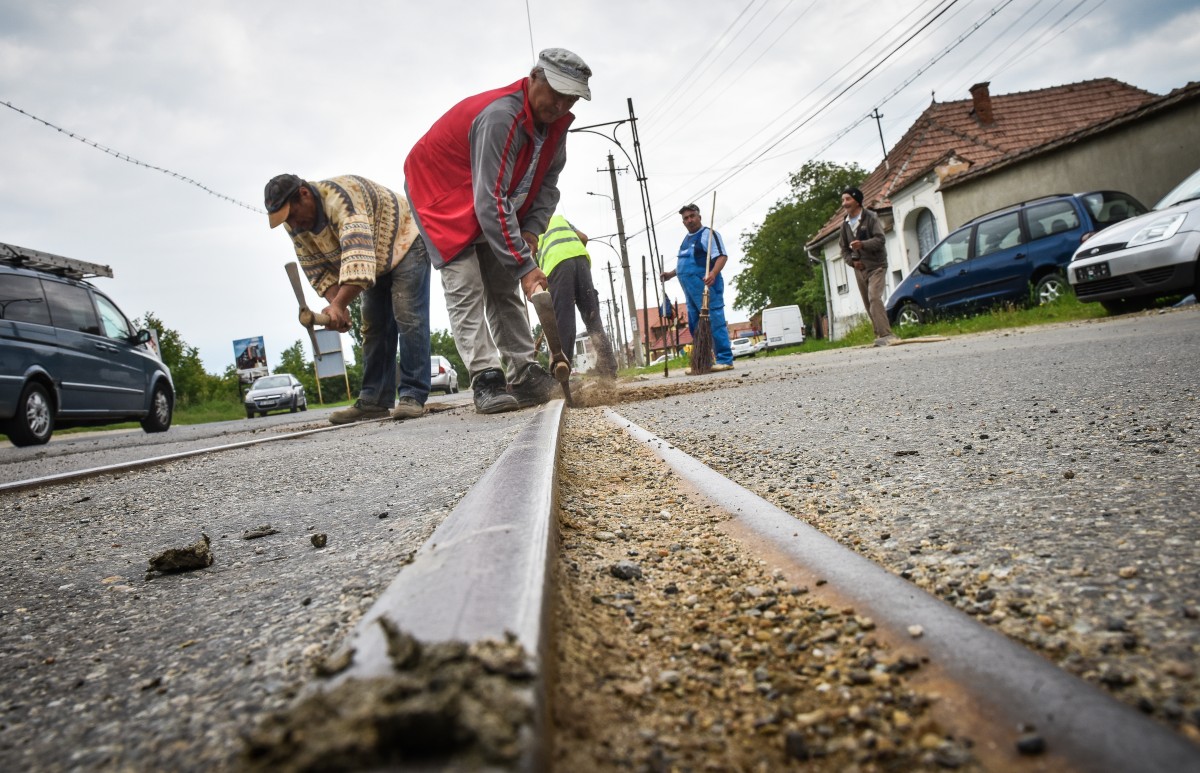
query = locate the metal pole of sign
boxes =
[313,361,324,404]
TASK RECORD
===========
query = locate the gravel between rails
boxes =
[551,408,987,771]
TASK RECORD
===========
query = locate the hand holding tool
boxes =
[530,289,573,406]
[285,262,331,360]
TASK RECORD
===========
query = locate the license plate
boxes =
[1075,262,1109,282]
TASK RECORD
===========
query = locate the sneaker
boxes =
[472,368,519,415]
[391,396,424,420]
[711,363,734,372]
[329,400,389,425]
[510,363,560,409]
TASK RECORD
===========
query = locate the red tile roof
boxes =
[808,78,1158,245]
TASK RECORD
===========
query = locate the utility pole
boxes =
[872,108,889,171]
[604,261,627,366]
[604,152,642,364]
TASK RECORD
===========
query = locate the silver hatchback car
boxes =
[430,355,459,394]
[1069,168,1200,311]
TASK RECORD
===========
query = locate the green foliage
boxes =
[733,160,866,331]
[136,312,236,407]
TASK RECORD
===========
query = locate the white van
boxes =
[761,305,805,350]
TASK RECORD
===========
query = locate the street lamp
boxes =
[571,99,668,369]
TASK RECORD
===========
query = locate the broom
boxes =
[689,192,717,375]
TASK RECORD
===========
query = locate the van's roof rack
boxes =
[0,242,113,280]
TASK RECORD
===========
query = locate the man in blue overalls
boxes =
[660,203,733,371]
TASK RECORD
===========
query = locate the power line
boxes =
[650,0,956,210]
[1,99,264,213]
[680,0,966,215]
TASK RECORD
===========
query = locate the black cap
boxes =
[265,174,304,228]
[841,187,864,206]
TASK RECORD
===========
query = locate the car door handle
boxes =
[1012,253,1026,260]
[93,342,118,352]
[957,269,967,276]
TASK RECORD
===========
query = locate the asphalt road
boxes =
[1,308,1197,771]
[0,390,523,771]
[616,306,1200,738]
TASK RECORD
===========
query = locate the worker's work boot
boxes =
[509,363,559,409]
[471,368,519,415]
[329,400,389,425]
[390,396,425,420]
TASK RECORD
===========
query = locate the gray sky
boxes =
[1,0,1196,372]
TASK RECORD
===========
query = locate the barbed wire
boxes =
[2,100,264,214]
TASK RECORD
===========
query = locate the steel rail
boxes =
[0,417,391,494]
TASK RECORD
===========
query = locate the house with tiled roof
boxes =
[806,78,1200,338]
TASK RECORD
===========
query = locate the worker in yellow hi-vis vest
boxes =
[537,214,618,377]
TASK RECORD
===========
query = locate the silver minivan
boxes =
[0,244,174,446]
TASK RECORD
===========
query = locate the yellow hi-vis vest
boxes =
[537,215,590,277]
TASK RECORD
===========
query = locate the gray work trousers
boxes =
[440,236,537,381]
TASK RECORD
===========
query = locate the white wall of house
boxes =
[812,174,950,339]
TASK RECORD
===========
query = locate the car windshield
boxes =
[252,376,289,389]
[733,338,750,345]
[1079,191,1148,226]
[1154,168,1200,210]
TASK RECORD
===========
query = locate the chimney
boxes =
[970,82,994,126]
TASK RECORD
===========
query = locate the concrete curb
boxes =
[605,407,1200,773]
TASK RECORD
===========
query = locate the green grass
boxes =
[632,294,1109,372]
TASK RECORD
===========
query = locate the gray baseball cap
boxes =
[538,48,592,100]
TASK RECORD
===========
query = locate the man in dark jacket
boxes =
[839,187,898,346]
[404,48,592,413]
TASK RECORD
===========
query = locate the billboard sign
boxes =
[233,336,268,384]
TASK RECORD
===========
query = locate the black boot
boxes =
[509,363,559,408]
[471,368,519,414]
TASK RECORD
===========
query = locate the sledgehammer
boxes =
[285,262,331,361]
[530,290,573,406]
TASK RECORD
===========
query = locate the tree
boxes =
[136,312,231,406]
[275,340,315,395]
[733,160,866,331]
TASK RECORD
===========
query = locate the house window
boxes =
[833,256,849,294]
[916,209,939,258]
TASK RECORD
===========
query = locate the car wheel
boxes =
[1034,273,1069,305]
[246,408,255,419]
[895,301,923,327]
[300,401,307,412]
[6,382,54,446]
[290,400,299,413]
[140,382,173,433]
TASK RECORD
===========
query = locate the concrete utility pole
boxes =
[604,261,627,367]
[604,152,642,364]
[872,108,889,171]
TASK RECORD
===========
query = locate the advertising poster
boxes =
[233,336,268,384]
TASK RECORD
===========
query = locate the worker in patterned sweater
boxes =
[264,173,431,424]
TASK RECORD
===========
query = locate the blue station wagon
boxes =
[886,191,1146,326]
[0,243,174,446]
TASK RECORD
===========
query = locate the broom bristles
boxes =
[690,309,714,374]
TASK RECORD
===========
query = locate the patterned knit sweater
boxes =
[284,175,421,297]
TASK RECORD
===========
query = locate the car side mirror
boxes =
[134,329,153,344]
[917,262,933,275]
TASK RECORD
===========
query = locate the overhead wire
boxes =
[673,0,966,220]
[643,0,764,124]
[650,0,955,211]
[1,100,263,213]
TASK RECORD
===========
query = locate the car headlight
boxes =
[1125,212,1187,248]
